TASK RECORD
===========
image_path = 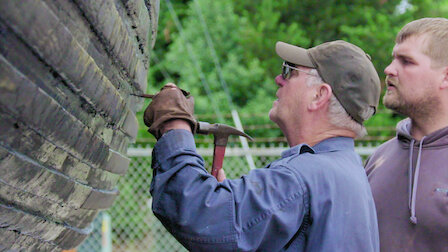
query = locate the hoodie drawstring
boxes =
[408,139,414,219]
[408,136,426,225]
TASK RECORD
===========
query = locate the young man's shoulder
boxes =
[365,136,404,176]
[368,136,400,160]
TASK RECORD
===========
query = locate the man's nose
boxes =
[384,62,397,76]
[275,75,286,87]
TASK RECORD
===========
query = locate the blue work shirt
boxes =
[150,130,379,251]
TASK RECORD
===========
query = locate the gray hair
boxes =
[306,69,367,138]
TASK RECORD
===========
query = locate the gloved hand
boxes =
[143,84,197,139]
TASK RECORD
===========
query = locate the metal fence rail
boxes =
[79,143,379,251]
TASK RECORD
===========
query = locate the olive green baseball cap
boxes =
[275,40,381,124]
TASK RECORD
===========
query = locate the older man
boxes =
[365,17,448,251]
[145,40,381,251]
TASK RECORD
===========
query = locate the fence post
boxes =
[102,212,112,252]
[231,109,256,170]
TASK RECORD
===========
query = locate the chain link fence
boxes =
[77,140,379,251]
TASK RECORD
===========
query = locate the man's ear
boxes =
[441,66,448,89]
[308,83,332,111]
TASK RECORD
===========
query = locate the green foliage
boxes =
[152,0,259,113]
[409,0,448,17]
[139,0,448,143]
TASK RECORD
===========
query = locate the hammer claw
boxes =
[196,122,253,141]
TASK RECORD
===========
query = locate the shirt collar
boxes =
[281,137,354,158]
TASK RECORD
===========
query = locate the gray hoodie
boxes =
[365,118,448,252]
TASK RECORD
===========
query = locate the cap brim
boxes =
[275,41,315,68]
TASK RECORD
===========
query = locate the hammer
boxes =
[132,93,253,179]
[196,121,253,178]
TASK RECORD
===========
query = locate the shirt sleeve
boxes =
[150,129,309,251]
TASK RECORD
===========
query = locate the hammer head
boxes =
[196,121,253,146]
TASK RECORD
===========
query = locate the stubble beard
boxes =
[383,83,440,119]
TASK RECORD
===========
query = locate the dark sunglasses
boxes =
[281,61,318,80]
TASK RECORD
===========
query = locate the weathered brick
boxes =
[81,187,119,209]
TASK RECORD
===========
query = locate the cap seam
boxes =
[306,50,319,71]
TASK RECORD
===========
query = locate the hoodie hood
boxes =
[395,118,448,225]
[396,118,448,147]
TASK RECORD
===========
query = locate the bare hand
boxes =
[217,169,227,182]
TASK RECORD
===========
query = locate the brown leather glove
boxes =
[143,84,197,139]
